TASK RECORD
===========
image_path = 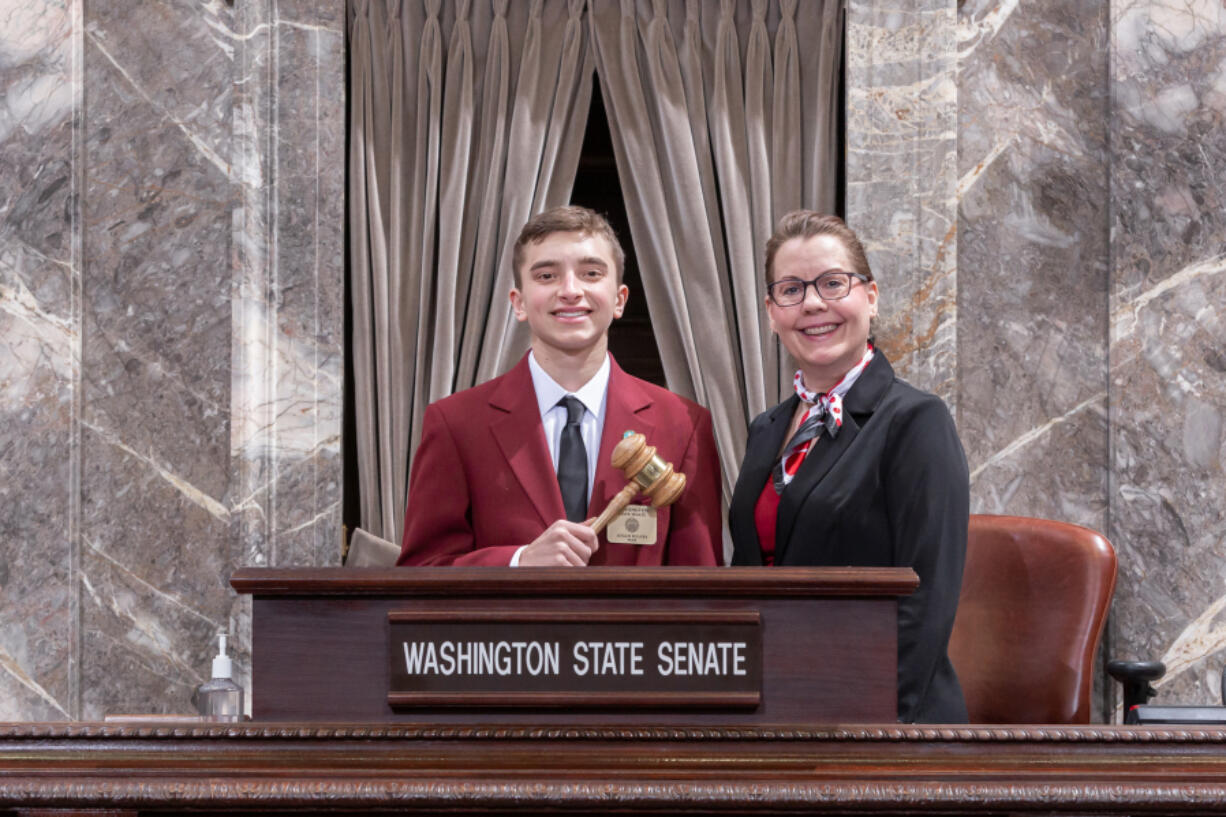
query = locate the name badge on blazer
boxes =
[607,505,657,545]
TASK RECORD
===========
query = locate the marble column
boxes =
[0,0,343,720]
[955,0,1112,715]
[956,0,1110,529]
[1109,0,1226,708]
[228,0,346,677]
[846,0,958,402]
[78,0,240,717]
[0,0,80,721]
[851,0,1224,720]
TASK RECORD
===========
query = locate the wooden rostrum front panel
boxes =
[234,566,912,724]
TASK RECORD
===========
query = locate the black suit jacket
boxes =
[729,353,969,723]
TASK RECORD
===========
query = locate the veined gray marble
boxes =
[955,0,1112,718]
[851,0,1226,720]
[0,0,80,721]
[956,0,1109,529]
[1109,0,1226,711]
[230,0,346,680]
[846,0,958,405]
[0,0,343,720]
[79,0,240,717]
[230,0,344,570]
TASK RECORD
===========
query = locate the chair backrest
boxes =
[948,514,1117,724]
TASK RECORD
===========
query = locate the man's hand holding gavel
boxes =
[518,520,600,566]
[519,432,685,567]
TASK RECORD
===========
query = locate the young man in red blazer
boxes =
[397,206,723,567]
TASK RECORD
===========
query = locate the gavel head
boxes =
[609,432,686,508]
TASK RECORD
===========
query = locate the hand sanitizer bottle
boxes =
[192,632,243,721]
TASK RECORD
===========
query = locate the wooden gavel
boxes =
[586,431,686,535]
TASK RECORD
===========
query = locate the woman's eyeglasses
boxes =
[767,271,869,307]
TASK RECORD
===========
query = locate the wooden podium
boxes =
[9,569,1226,816]
[230,566,917,724]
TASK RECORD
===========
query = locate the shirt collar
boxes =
[528,350,610,420]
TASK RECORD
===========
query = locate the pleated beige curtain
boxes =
[349,0,842,542]
[588,0,843,502]
[349,0,594,541]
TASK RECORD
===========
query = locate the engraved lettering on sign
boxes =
[656,641,748,676]
[572,641,644,676]
[387,610,763,709]
[402,640,561,676]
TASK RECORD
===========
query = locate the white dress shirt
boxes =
[509,351,610,566]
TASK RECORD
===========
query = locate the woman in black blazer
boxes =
[729,212,969,723]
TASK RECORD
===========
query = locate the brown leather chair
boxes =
[948,514,1117,724]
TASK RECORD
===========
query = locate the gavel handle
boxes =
[586,482,639,535]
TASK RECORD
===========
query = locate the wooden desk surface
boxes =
[4,722,1226,814]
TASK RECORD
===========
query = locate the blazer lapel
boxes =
[489,354,566,528]
[590,358,655,514]
[773,414,861,563]
[773,353,895,563]
[729,396,798,564]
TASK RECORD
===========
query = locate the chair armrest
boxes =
[1106,659,1165,722]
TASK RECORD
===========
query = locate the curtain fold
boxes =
[478,0,596,382]
[706,0,767,422]
[588,0,843,504]
[453,0,511,390]
[349,0,594,541]
[431,0,475,399]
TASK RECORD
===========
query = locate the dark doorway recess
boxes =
[569,78,666,388]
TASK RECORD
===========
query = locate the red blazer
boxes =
[398,353,723,566]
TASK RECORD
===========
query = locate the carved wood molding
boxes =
[7,725,1226,814]
[4,722,1226,743]
[4,778,1226,811]
[16,810,137,817]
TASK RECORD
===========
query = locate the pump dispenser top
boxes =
[212,633,233,679]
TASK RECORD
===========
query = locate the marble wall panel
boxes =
[955,1,1110,529]
[0,0,344,720]
[1109,0,1226,709]
[230,0,277,580]
[227,0,346,682]
[0,0,79,720]
[77,0,237,719]
[955,0,1112,720]
[253,0,345,569]
[846,0,958,403]
[78,427,231,715]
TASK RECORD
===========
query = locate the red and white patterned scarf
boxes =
[773,345,874,493]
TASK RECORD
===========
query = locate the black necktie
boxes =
[556,396,588,522]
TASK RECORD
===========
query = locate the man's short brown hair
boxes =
[512,205,625,287]
[763,211,874,286]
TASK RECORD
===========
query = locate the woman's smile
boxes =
[796,322,841,339]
